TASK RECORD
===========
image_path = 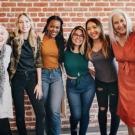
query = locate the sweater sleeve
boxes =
[123,33,135,62]
[35,36,43,68]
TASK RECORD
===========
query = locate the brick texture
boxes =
[0,0,134,131]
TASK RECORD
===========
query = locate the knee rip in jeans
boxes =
[99,107,107,112]
[97,87,103,91]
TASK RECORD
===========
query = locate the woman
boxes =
[86,18,120,135]
[109,9,135,135]
[0,25,13,135]
[64,26,95,135]
[41,15,65,135]
[8,13,45,135]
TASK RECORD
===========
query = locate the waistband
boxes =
[67,75,77,80]
[42,67,60,71]
[67,72,89,80]
[16,70,36,74]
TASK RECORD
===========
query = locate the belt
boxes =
[67,75,77,80]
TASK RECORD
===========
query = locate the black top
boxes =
[17,40,35,71]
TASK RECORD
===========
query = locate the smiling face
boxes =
[112,13,127,37]
[72,29,84,47]
[18,15,31,34]
[46,19,61,38]
[0,25,8,50]
[86,21,101,40]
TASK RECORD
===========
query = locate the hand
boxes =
[34,84,43,100]
[89,68,95,76]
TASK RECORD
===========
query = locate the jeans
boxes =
[0,118,12,135]
[66,74,95,135]
[42,68,64,135]
[96,79,120,135]
[11,70,45,135]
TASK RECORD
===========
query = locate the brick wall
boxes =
[1,0,135,131]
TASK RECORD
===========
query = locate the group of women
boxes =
[0,9,135,135]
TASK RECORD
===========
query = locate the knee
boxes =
[99,107,107,114]
[71,112,81,122]
[16,116,25,124]
[48,111,60,120]
[35,106,45,120]
[109,94,118,114]
[97,87,104,92]
[110,107,117,115]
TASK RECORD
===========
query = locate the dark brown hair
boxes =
[86,18,110,59]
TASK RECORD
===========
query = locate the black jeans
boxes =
[96,79,120,135]
[11,70,45,135]
[0,118,12,135]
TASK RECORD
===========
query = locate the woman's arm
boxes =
[34,35,43,100]
[34,68,43,100]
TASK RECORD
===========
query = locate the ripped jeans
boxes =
[95,79,120,135]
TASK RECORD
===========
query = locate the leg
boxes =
[96,81,108,135]
[47,77,64,135]
[0,118,12,135]
[11,73,27,135]
[109,82,120,135]
[67,90,81,135]
[128,126,133,135]
[42,72,50,134]
[129,127,135,135]
[79,81,95,135]
[25,72,45,135]
[132,127,135,135]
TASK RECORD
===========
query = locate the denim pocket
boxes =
[42,68,62,82]
[52,68,62,79]
[76,74,94,90]
[66,79,76,89]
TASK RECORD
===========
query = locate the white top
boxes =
[0,45,13,118]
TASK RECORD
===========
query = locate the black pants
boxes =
[0,118,12,135]
[11,71,45,135]
[96,79,120,135]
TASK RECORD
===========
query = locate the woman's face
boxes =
[0,26,7,49]
[72,29,84,47]
[47,20,61,38]
[18,15,31,34]
[112,14,127,37]
[86,21,101,40]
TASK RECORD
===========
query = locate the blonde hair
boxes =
[108,9,132,43]
[15,13,37,48]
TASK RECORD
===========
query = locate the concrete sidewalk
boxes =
[62,126,128,135]
[12,125,128,135]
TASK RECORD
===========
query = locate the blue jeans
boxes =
[42,68,64,135]
[66,74,95,135]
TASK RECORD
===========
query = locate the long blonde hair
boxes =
[15,13,37,48]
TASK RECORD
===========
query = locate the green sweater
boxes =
[64,50,88,77]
